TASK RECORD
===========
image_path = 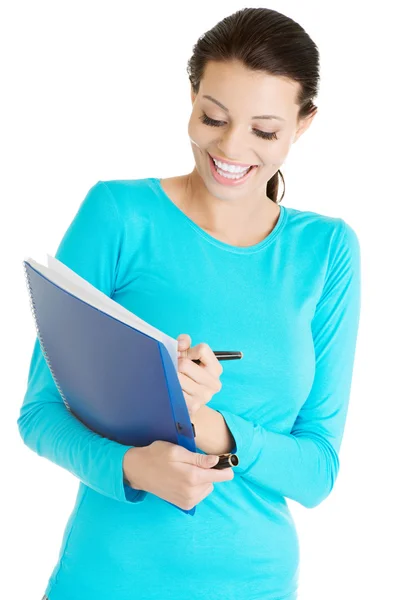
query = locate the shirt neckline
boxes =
[148,177,288,255]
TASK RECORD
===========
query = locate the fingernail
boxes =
[177,351,182,358]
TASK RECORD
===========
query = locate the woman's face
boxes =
[187,59,316,200]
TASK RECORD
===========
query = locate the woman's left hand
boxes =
[176,333,223,419]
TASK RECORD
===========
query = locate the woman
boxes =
[19,7,361,600]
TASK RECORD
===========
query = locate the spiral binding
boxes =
[23,260,72,413]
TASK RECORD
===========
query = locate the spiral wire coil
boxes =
[23,261,72,413]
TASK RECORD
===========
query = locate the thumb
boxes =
[180,449,219,468]
[199,454,220,469]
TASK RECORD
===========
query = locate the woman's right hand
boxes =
[123,440,234,511]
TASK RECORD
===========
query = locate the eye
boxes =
[199,112,278,141]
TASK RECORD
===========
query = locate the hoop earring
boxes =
[278,169,286,204]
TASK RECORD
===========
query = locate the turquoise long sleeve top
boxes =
[18,177,361,600]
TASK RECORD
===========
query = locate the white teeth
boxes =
[212,157,251,173]
[215,166,249,180]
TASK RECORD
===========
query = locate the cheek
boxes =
[267,138,291,166]
[188,116,211,147]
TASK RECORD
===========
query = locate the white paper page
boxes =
[24,255,179,371]
[46,255,160,337]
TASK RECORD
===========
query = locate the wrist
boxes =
[123,447,145,490]
[192,405,236,455]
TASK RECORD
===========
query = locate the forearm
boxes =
[123,446,146,489]
[212,408,339,509]
[18,339,146,504]
[191,404,339,509]
[192,405,236,455]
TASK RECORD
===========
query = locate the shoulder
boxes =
[285,205,359,251]
[88,178,157,219]
[98,177,156,199]
[283,206,360,283]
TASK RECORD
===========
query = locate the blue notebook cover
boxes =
[23,259,198,516]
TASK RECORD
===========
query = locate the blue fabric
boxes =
[18,178,361,600]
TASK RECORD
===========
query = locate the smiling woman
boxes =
[18,7,361,600]
[186,15,319,209]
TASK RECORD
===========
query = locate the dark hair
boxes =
[187,7,320,204]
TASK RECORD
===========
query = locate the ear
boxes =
[293,109,318,143]
[190,87,196,105]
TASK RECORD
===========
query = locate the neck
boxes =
[183,168,279,245]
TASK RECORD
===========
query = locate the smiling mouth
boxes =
[207,152,259,169]
[208,153,259,169]
[207,152,259,184]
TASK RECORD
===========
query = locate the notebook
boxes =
[23,254,198,515]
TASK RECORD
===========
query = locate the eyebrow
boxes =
[202,95,286,122]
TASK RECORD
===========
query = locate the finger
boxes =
[178,387,197,418]
[177,334,191,356]
[195,465,234,484]
[185,343,223,377]
[178,358,221,392]
[178,369,214,401]
[177,371,197,396]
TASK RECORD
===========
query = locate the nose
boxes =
[216,125,249,162]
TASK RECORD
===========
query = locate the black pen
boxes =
[192,351,243,365]
[188,350,242,470]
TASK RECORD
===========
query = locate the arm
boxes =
[192,406,236,455]
[195,220,361,509]
[17,181,146,504]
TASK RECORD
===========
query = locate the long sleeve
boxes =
[216,219,361,509]
[17,181,146,504]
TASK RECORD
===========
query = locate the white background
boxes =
[2,1,399,599]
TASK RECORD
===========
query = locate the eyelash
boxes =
[199,112,278,141]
